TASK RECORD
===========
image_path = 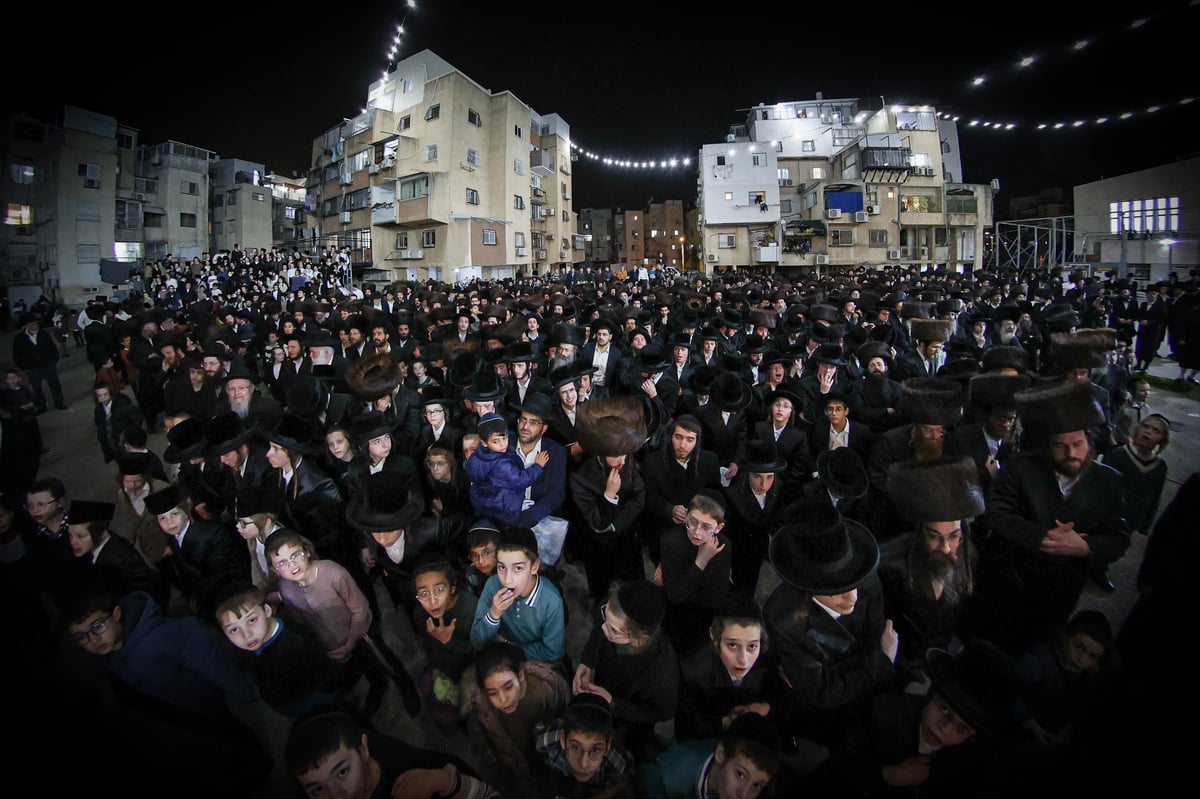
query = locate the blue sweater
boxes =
[465,444,543,526]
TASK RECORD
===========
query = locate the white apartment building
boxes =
[698,96,994,276]
[307,49,585,284]
[208,158,273,254]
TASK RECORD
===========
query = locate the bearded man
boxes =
[971,380,1129,656]
[879,457,984,685]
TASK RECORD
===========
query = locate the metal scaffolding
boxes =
[991,216,1075,277]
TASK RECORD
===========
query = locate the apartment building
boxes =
[208,158,273,254]
[697,96,993,275]
[580,207,616,267]
[306,49,584,284]
[137,140,216,266]
[266,172,309,250]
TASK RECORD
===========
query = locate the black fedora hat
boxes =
[447,351,484,388]
[345,471,425,532]
[116,451,153,477]
[145,483,187,516]
[856,340,893,367]
[221,357,262,384]
[163,418,207,464]
[67,500,116,526]
[503,341,543,365]
[513,391,555,423]
[261,412,323,455]
[816,447,868,499]
[235,483,283,519]
[710,373,751,412]
[287,376,332,422]
[740,438,786,473]
[547,363,580,390]
[981,345,1029,374]
[927,639,1022,742]
[349,410,396,445]
[887,456,986,523]
[809,343,848,367]
[633,343,670,374]
[204,412,255,458]
[463,371,507,402]
[417,383,454,408]
[666,331,694,352]
[686,365,720,395]
[769,501,879,594]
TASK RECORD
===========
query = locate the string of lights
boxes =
[367,2,1195,171]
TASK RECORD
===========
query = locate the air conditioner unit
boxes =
[400,249,424,259]
[10,267,32,281]
[16,226,32,236]
[340,174,353,185]
[854,211,869,223]
[819,114,832,124]
[544,208,555,216]
[340,211,352,223]
[815,254,830,265]
[920,246,929,258]
[887,249,902,260]
[725,134,736,143]
[83,178,100,188]
[825,209,843,220]
[368,164,381,175]
[536,249,548,260]
[706,253,719,263]
[779,179,794,187]
[865,204,880,215]
[133,192,147,201]
[382,156,397,167]
[515,246,528,257]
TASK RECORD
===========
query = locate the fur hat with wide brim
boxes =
[909,318,953,343]
[967,372,1031,410]
[927,639,1022,743]
[1048,328,1116,370]
[575,396,648,458]
[981,345,1029,374]
[887,456,986,523]
[346,471,425,532]
[900,377,963,426]
[347,352,402,401]
[769,500,879,594]
[1015,380,1104,437]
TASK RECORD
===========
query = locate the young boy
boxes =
[535,693,635,798]
[470,525,566,665]
[464,519,501,597]
[465,412,550,527]
[214,583,344,718]
[284,710,499,799]
[637,711,782,799]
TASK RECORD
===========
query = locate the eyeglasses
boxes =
[24,499,59,510]
[517,416,544,427]
[70,616,111,644]
[235,519,257,529]
[426,460,449,468]
[684,515,719,536]
[468,547,495,562]
[824,404,848,414]
[272,551,307,571]
[600,603,631,642]
[566,742,607,761]
[416,584,450,601]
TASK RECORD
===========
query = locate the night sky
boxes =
[8,1,1197,214]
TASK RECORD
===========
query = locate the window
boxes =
[483,229,497,245]
[752,152,766,167]
[144,212,163,228]
[9,163,35,184]
[180,213,197,228]
[513,159,525,175]
[718,234,736,248]
[831,229,854,246]
[1110,197,1180,234]
[514,232,526,247]
[425,104,440,121]
[724,192,733,201]
[78,163,101,180]
[514,125,523,138]
[811,167,826,180]
[716,155,727,166]
[777,168,791,182]
[134,178,156,194]
[402,78,414,93]
[117,132,134,150]
[399,175,429,200]
[253,192,265,202]
[351,149,371,172]
[467,108,482,126]
[399,115,411,131]
[4,203,32,225]
[780,200,793,214]
[181,181,199,195]
[775,141,783,152]
[425,144,438,161]
[285,206,297,220]
[901,193,937,213]
[802,140,816,152]
[77,244,100,263]
[749,191,766,205]
[212,194,224,208]
[396,232,409,248]
[227,191,237,206]
[562,210,568,221]
[466,188,479,205]
[869,229,890,247]
[422,229,436,248]
[514,195,525,210]
[467,148,480,166]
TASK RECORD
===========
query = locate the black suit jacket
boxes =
[639,446,722,536]
[809,417,874,464]
[91,533,171,608]
[694,402,748,466]
[94,393,144,462]
[160,517,249,613]
[752,421,811,491]
[580,342,623,390]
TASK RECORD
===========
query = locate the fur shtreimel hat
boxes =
[346,352,402,401]
[575,396,648,458]
[887,456,986,523]
[899,377,963,426]
[981,345,1029,374]
[909,318,953,343]
[1015,380,1104,437]
[967,372,1032,410]
[1048,328,1117,370]
[808,303,839,324]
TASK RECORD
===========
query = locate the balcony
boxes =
[860,147,912,183]
[530,148,554,177]
[755,243,780,263]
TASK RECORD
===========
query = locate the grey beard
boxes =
[999,331,1017,345]
[229,397,251,419]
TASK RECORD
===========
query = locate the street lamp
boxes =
[1162,238,1177,273]
[679,235,686,271]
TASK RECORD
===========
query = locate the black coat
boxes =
[694,402,749,467]
[675,642,785,742]
[159,517,250,615]
[639,445,722,541]
[94,393,144,462]
[88,532,171,609]
[12,327,60,370]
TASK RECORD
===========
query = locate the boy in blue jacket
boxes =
[465,412,550,526]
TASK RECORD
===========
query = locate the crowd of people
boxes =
[3,249,1197,798]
